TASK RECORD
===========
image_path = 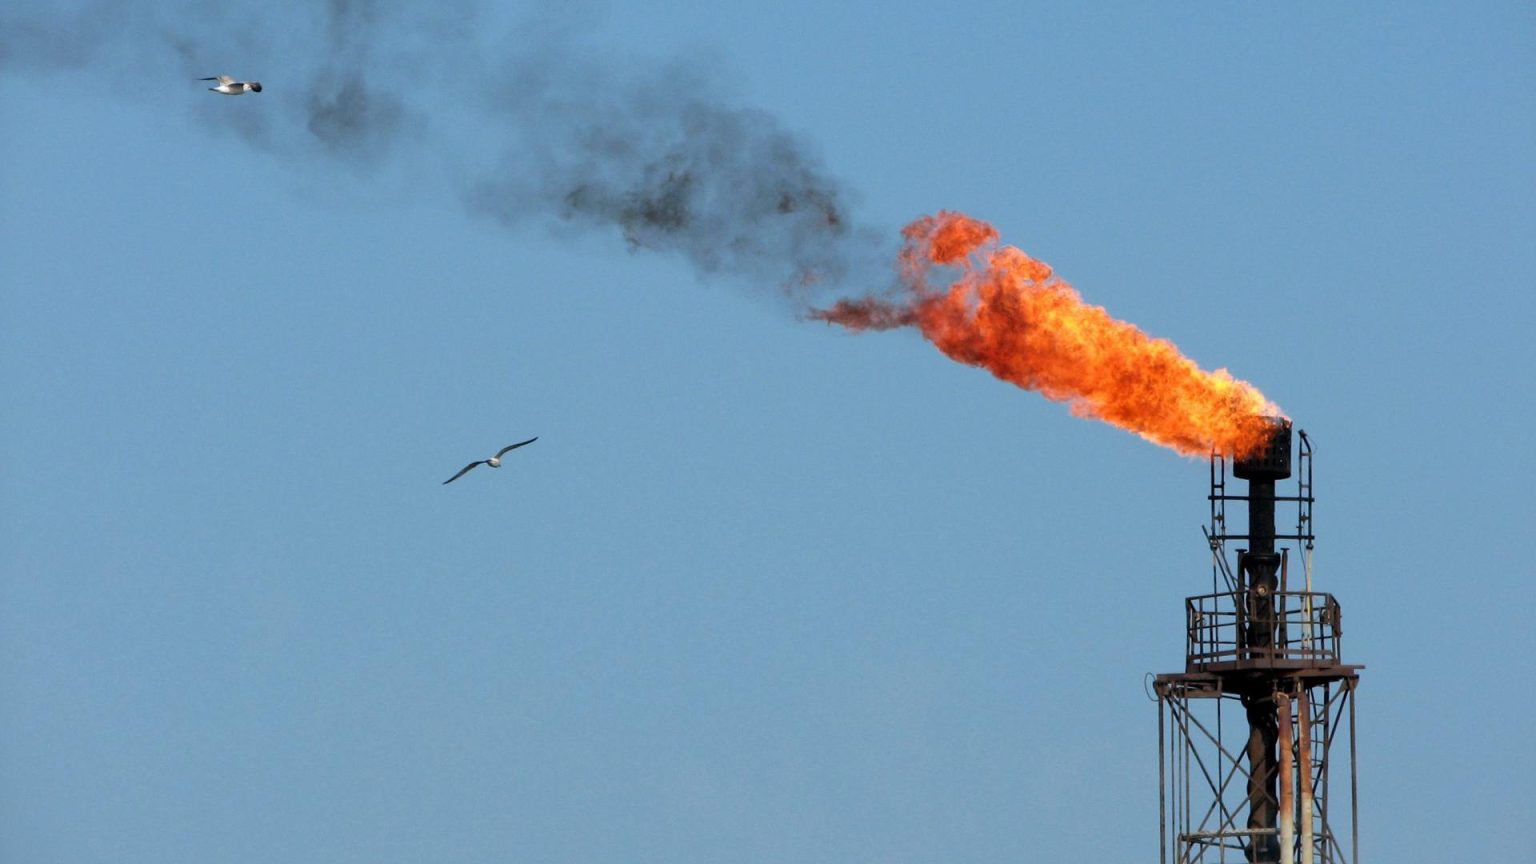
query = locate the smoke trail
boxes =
[302,0,407,156]
[466,47,883,289]
[0,0,887,291]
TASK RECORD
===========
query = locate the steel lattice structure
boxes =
[1155,422,1362,864]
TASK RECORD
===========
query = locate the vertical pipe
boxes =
[1159,698,1168,864]
[1235,418,1290,863]
[1277,693,1295,864]
[1183,701,1192,860]
[1243,541,1281,860]
[1350,684,1360,864]
[1244,691,1278,863]
[1298,688,1314,864]
[1279,550,1290,659]
[1302,547,1315,655]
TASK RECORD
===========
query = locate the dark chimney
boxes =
[1233,416,1291,863]
[1234,417,1292,651]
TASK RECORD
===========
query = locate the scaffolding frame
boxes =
[1156,434,1361,864]
[1157,670,1360,864]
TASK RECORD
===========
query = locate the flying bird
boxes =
[443,437,539,485]
[200,75,262,95]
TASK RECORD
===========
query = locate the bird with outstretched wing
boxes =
[443,437,538,485]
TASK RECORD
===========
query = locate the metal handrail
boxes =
[1185,590,1342,668]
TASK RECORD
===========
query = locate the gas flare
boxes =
[814,211,1281,459]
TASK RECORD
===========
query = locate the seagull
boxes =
[200,75,262,95]
[443,437,538,485]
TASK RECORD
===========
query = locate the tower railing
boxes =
[1185,590,1343,671]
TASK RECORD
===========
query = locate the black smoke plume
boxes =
[1,0,888,291]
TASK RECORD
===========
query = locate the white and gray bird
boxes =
[443,437,538,485]
[200,75,262,95]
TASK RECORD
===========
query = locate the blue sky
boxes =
[2,2,1533,861]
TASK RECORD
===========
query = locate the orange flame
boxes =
[814,211,1282,459]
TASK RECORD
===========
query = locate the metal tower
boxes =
[1154,419,1362,864]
